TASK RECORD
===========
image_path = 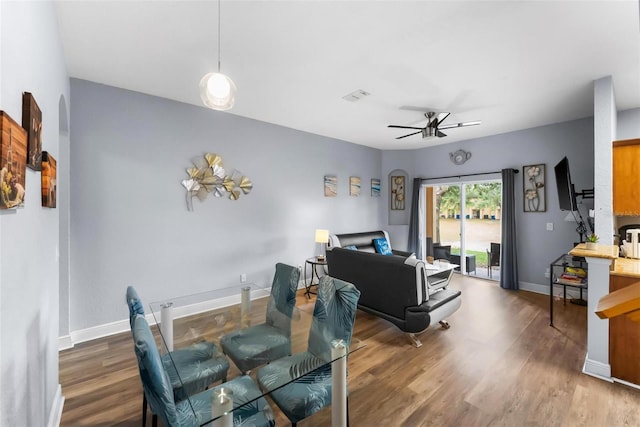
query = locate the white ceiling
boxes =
[54,0,640,150]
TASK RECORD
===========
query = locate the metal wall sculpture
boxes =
[181,153,252,211]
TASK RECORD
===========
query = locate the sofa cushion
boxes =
[373,238,393,255]
[330,230,388,253]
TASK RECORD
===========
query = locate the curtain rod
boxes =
[419,168,519,182]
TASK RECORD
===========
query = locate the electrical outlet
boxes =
[297,264,302,271]
[544,268,550,278]
[240,273,247,283]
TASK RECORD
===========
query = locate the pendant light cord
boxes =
[217,0,221,73]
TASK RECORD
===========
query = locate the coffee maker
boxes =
[622,229,640,259]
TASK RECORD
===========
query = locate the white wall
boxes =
[0,1,69,425]
[68,79,384,333]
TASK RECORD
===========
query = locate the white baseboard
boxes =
[47,384,64,427]
[519,280,587,300]
[583,355,612,381]
[612,377,640,390]
[58,335,73,351]
[518,281,548,294]
[60,288,278,348]
[70,318,133,346]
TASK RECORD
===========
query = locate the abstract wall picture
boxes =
[523,163,546,212]
[391,175,405,210]
[349,176,361,196]
[371,178,381,197]
[0,111,27,209]
[41,151,57,208]
[181,152,253,211]
[324,175,337,197]
[22,92,43,171]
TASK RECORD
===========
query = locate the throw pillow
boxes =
[373,238,392,256]
[345,245,358,250]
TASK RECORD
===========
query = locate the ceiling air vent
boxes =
[342,89,371,102]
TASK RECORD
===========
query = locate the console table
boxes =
[549,253,588,326]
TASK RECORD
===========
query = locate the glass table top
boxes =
[148,282,364,426]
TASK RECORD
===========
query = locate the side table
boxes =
[304,257,327,299]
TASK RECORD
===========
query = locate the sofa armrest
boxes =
[392,249,414,257]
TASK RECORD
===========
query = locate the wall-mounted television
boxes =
[554,156,578,211]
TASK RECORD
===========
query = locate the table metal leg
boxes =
[160,302,174,352]
[331,340,347,427]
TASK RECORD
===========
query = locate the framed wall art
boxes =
[391,175,405,210]
[349,176,361,196]
[523,163,546,212]
[0,111,27,209]
[324,175,337,197]
[22,92,43,171]
[41,151,57,208]
[371,178,381,197]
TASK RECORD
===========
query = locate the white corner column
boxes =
[583,256,612,380]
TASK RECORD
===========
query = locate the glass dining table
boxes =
[149,282,364,427]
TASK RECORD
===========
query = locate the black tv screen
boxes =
[554,156,577,211]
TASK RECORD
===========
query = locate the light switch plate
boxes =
[546,222,554,231]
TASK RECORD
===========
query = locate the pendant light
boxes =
[199,0,236,110]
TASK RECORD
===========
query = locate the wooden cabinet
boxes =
[609,274,640,384]
[613,138,640,215]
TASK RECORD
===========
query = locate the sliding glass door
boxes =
[423,179,502,279]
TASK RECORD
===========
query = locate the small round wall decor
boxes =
[450,149,472,165]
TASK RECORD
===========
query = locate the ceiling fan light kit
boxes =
[388,111,480,140]
[200,0,236,111]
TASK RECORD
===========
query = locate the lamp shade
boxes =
[315,229,329,244]
[199,72,236,111]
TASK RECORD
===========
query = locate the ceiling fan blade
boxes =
[388,125,424,130]
[437,131,447,138]
[436,112,450,125]
[438,120,481,130]
[395,131,422,140]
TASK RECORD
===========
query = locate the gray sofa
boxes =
[326,231,462,347]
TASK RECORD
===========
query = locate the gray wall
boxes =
[618,108,640,140]
[383,118,595,289]
[69,79,384,331]
[0,1,69,425]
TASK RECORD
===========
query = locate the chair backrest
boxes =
[433,244,451,261]
[490,242,501,267]
[131,314,180,426]
[307,276,361,362]
[126,286,145,325]
[266,263,300,334]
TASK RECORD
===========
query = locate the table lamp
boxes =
[315,229,329,261]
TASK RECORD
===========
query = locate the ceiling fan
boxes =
[388,112,481,140]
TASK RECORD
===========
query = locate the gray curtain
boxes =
[500,168,519,289]
[407,178,422,259]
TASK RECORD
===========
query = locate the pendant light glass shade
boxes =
[200,72,236,111]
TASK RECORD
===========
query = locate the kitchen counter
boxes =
[569,243,619,259]
[610,257,640,279]
[568,243,640,278]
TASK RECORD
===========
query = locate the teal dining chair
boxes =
[220,263,300,373]
[256,275,360,427]
[126,286,230,426]
[131,313,275,427]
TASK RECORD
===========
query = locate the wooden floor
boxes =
[60,275,640,426]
